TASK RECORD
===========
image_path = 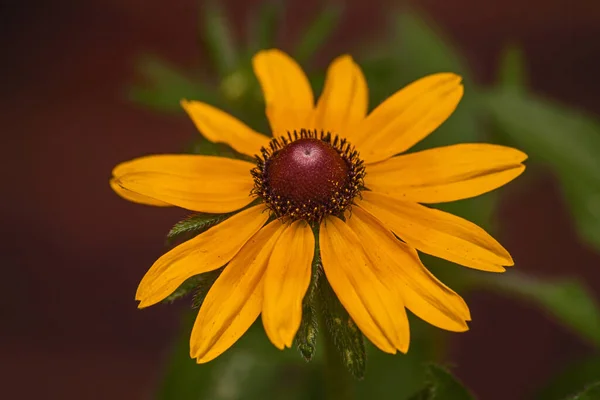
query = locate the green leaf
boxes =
[353,318,436,400]
[318,271,366,379]
[163,275,202,304]
[158,317,319,400]
[396,11,483,149]
[294,249,321,361]
[360,11,500,290]
[536,357,600,400]
[246,0,283,52]
[191,268,224,309]
[167,213,231,245]
[361,10,483,153]
[568,382,600,400]
[498,44,527,91]
[201,1,238,77]
[360,10,471,102]
[486,89,600,249]
[161,213,230,305]
[163,267,223,306]
[128,55,213,112]
[186,134,254,162]
[394,11,470,79]
[558,172,600,250]
[294,3,343,63]
[479,272,600,348]
[409,364,474,400]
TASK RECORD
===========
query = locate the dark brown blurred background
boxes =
[3,0,600,399]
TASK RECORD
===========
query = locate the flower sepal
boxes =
[166,212,232,246]
[318,271,367,380]
[293,241,321,361]
[160,213,231,304]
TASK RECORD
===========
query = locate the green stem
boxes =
[319,304,355,400]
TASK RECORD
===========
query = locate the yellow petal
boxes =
[262,220,314,349]
[113,154,255,213]
[252,49,314,136]
[135,205,269,308]
[313,55,368,136]
[320,216,410,353]
[366,144,527,203]
[357,192,512,272]
[181,100,270,157]
[354,73,464,164]
[190,220,286,363]
[345,207,471,331]
[110,178,171,206]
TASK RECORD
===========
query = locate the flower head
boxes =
[111,49,527,363]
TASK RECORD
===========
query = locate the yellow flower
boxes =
[111,49,527,363]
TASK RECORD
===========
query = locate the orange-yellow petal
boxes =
[262,220,314,349]
[180,100,270,157]
[353,73,463,164]
[366,144,527,203]
[357,192,512,272]
[320,216,410,353]
[345,207,470,331]
[112,154,255,213]
[252,49,314,136]
[110,178,171,206]
[135,205,269,308]
[313,55,368,135]
[190,220,286,363]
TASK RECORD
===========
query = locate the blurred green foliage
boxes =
[567,383,600,400]
[537,357,600,400]
[127,2,600,399]
[478,272,600,349]
[408,365,474,400]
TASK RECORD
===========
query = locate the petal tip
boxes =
[253,48,284,62]
[136,300,149,309]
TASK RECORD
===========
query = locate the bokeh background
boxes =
[4,0,600,399]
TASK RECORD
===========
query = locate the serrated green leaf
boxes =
[128,54,214,112]
[409,364,474,400]
[318,270,366,380]
[163,275,203,304]
[479,272,600,348]
[568,382,600,400]
[167,213,231,245]
[202,1,238,77]
[162,265,223,307]
[498,44,527,91]
[486,89,600,249]
[294,3,343,63]
[191,267,223,309]
[294,236,321,361]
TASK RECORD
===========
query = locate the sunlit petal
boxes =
[190,220,286,363]
[357,192,512,271]
[136,205,269,308]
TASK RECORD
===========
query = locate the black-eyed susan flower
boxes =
[111,49,526,363]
